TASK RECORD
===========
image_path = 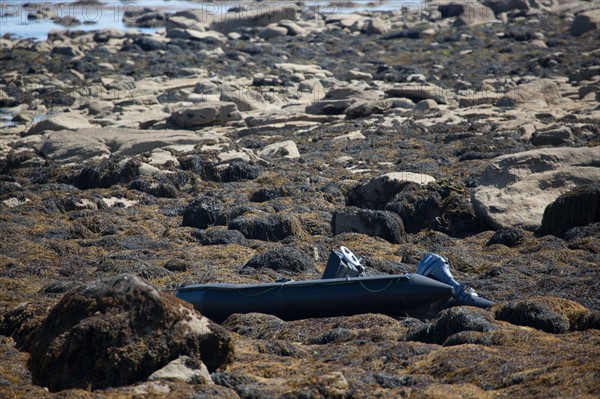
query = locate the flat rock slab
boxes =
[472,146,600,230]
[37,128,223,163]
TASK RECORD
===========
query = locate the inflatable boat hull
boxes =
[177,274,453,322]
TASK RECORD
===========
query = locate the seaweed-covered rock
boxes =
[493,296,592,334]
[332,207,406,243]
[130,178,178,198]
[250,186,292,203]
[182,196,226,229]
[346,172,435,210]
[486,229,524,247]
[73,158,140,189]
[244,247,314,273]
[407,307,501,344]
[0,302,56,350]
[563,222,600,241]
[229,213,304,241]
[212,161,261,182]
[539,184,600,238]
[27,274,234,392]
[222,313,286,340]
[202,228,249,246]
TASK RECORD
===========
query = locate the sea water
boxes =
[0,0,417,41]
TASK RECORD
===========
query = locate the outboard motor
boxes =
[417,253,494,309]
[322,246,365,279]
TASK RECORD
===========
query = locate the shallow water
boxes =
[0,0,415,41]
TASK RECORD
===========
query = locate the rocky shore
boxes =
[1,0,599,398]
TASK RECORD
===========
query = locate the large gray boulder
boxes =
[472,146,600,230]
[171,102,242,128]
[27,274,234,392]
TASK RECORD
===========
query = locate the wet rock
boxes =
[124,10,167,28]
[531,127,573,146]
[229,213,304,241]
[438,3,468,18]
[182,196,226,229]
[539,184,600,238]
[27,274,233,391]
[570,10,600,36]
[179,154,210,178]
[486,229,524,247]
[494,296,591,333]
[244,247,314,273]
[202,228,249,246]
[563,222,600,241]
[345,99,393,119]
[170,102,242,128]
[385,83,451,104]
[130,178,178,198]
[332,207,406,244]
[148,356,212,384]
[133,36,166,52]
[211,161,262,182]
[50,45,84,58]
[211,5,299,33]
[347,172,436,210]
[472,146,600,230]
[483,0,532,14]
[407,307,501,344]
[73,157,140,189]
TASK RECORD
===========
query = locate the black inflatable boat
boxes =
[176,247,494,322]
